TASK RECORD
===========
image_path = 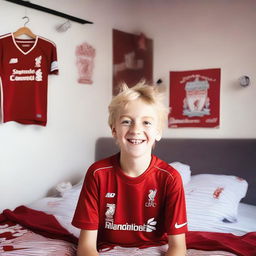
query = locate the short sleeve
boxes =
[49,42,58,75]
[164,172,188,235]
[72,167,99,230]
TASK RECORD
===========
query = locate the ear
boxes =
[111,126,117,138]
[155,130,162,142]
[155,134,161,142]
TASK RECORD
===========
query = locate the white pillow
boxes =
[60,180,83,199]
[185,174,248,223]
[169,162,191,185]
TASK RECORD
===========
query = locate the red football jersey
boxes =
[0,33,58,126]
[72,154,187,251]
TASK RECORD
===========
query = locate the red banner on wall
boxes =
[168,68,221,128]
[113,29,153,95]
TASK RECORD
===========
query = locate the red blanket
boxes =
[1,206,256,256]
[0,206,78,244]
[186,231,256,256]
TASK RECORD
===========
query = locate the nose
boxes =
[129,122,142,134]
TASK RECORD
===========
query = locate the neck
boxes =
[120,153,152,177]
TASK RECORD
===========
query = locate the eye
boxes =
[121,119,132,125]
[143,120,152,126]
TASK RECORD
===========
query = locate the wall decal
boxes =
[76,42,95,84]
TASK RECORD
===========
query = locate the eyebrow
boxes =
[120,115,154,120]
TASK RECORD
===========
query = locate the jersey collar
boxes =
[11,33,39,55]
[113,153,157,184]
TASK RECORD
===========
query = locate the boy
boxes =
[72,82,187,256]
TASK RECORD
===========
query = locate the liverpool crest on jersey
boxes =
[105,203,116,221]
[145,189,157,207]
[35,56,42,67]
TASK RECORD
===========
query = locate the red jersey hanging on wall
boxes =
[168,68,220,128]
[0,33,58,126]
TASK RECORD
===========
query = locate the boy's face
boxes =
[112,99,161,159]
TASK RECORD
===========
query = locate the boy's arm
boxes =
[77,229,99,256]
[165,233,187,256]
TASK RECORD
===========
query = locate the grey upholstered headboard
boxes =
[95,138,256,206]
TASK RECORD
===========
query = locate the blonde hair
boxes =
[108,81,168,130]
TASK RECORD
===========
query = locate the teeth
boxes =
[129,139,143,144]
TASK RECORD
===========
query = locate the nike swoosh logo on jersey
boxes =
[175,222,187,229]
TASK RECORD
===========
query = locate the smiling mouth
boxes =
[127,139,145,145]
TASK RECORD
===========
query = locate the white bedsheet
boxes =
[29,195,256,238]
[188,202,256,235]
[28,196,80,238]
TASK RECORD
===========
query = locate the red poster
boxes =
[113,29,153,95]
[168,68,221,128]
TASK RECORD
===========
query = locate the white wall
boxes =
[136,0,256,139]
[0,0,255,212]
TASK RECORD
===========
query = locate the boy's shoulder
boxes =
[153,155,182,179]
[87,153,118,176]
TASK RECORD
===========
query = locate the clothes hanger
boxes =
[13,16,37,39]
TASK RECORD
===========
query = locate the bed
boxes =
[1,137,256,256]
